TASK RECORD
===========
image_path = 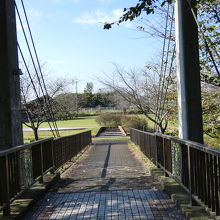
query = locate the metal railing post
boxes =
[2,155,10,216]
[51,139,55,174]
[39,143,44,183]
[187,145,196,206]
[130,128,220,214]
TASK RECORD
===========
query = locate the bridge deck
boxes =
[24,139,185,220]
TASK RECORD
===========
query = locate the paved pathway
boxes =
[24,139,185,220]
[97,128,125,137]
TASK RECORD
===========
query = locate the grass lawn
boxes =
[23,113,220,149]
[23,116,100,143]
[23,116,98,128]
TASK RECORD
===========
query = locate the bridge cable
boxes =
[156,6,175,132]
[20,0,60,137]
[15,3,57,137]
[154,3,170,132]
[17,43,57,138]
[186,0,220,77]
[15,1,60,137]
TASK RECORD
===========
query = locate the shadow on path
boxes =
[23,138,186,219]
[101,143,111,178]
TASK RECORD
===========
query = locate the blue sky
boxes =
[16,0,161,92]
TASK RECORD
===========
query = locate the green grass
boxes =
[23,130,88,143]
[23,113,220,149]
[23,116,98,128]
[23,116,100,143]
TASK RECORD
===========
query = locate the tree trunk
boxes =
[33,128,39,141]
[158,122,167,134]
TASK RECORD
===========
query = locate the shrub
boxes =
[96,113,122,127]
[96,113,150,133]
[121,115,149,132]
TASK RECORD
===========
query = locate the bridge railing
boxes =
[53,131,91,169]
[0,130,91,215]
[130,128,220,216]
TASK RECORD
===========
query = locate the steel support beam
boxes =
[0,0,23,150]
[175,0,203,143]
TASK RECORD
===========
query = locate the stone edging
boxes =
[128,141,215,220]
[0,173,60,220]
[151,169,215,220]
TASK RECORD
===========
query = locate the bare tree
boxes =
[20,63,73,140]
[21,70,46,140]
[98,64,176,133]
[137,5,175,42]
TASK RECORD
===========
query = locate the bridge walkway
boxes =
[24,138,185,220]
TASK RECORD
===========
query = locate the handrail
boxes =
[0,130,91,216]
[130,128,220,216]
[132,128,220,156]
[0,138,53,157]
[54,130,90,141]
[156,131,220,156]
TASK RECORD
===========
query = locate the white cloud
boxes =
[28,8,43,17]
[73,9,123,25]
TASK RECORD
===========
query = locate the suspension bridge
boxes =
[0,0,219,219]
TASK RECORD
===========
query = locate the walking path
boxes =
[97,127,126,137]
[24,139,185,220]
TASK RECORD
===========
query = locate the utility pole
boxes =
[175,0,203,143]
[75,80,78,112]
[0,0,23,150]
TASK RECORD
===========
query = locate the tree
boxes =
[22,95,50,140]
[110,92,132,113]
[20,64,72,140]
[104,0,219,84]
[84,82,94,94]
[104,0,172,29]
[98,64,176,133]
[202,84,220,140]
[198,1,220,86]
[20,67,46,140]
[104,0,217,29]
[54,93,77,120]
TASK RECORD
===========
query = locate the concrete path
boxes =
[24,139,185,220]
[97,128,125,137]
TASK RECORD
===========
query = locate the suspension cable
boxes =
[159,45,176,123]
[15,1,60,137]
[154,3,170,132]
[20,0,60,137]
[156,6,175,130]
[186,0,220,77]
[18,43,57,138]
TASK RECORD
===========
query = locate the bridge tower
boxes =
[0,0,23,150]
[175,0,203,143]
